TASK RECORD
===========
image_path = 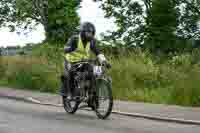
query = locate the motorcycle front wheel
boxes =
[94,78,113,119]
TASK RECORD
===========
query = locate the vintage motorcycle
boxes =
[60,58,113,119]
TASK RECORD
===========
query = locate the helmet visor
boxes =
[84,31,94,40]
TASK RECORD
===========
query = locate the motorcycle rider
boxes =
[60,22,108,98]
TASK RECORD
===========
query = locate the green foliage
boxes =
[31,43,64,71]
[1,43,200,106]
[175,0,200,39]
[101,0,146,46]
[0,0,80,44]
[110,50,200,106]
[99,0,200,52]
[145,0,178,53]
[18,50,26,55]
[0,0,16,28]
[47,0,80,43]
[0,56,61,93]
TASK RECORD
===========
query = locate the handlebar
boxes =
[102,61,112,69]
[72,59,98,64]
[72,58,112,69]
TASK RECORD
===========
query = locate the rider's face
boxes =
[85,31,94,40]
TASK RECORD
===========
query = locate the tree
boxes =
[145,0,178,53]
[47,0,80,43]
[100,0,146,46]
[99,0,200,50]
[0,0,16,31]
[175,0,200,40]
[0,0,81,44]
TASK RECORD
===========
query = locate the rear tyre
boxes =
[62,96,79,114]
[60,82,79,114]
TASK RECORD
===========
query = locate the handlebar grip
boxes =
[106,63,112,69]
[102,61,111,69]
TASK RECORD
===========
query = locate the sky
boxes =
[0,0,116,47]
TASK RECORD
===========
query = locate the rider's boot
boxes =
[59,75,65,95]
[60,76,71,100]
[65,77,72,100]
[60,87,66,96]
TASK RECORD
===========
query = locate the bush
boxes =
[0,56,61,93]
[1,44,200,106]
[109,49,200,106]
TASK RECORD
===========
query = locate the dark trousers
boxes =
[61,59,94,96]
[61,59,72,95]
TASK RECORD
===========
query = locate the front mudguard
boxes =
[96,76,112,87]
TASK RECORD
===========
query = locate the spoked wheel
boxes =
[60,77,80,114]
[94,78,113,119]
[62,96,80,114]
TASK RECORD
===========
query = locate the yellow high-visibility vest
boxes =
[65,36,92,62]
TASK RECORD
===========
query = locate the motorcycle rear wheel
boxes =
[62,96,80,114]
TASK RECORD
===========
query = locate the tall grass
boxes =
[110,49,200,106]
[1,45,200,106]
[0,55,62,93]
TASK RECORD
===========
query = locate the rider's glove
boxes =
[97,54,111,69]
[97,54,107,64]
[103,61,111,69]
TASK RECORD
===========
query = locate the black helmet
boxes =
[80,22,96,35]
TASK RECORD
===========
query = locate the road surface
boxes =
[0,98,199,133]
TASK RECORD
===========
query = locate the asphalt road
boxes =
[0,98,199,133]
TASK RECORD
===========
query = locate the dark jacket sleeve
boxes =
[90,39,101,56]
[64,36,78,53]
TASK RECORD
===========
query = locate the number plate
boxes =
[93,66,102,76]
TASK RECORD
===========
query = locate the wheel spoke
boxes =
[63,96,79,114]
[95,78,113,119]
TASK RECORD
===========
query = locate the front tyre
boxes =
[95,78,113,119]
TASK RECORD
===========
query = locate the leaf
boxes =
[8,25,15,32]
